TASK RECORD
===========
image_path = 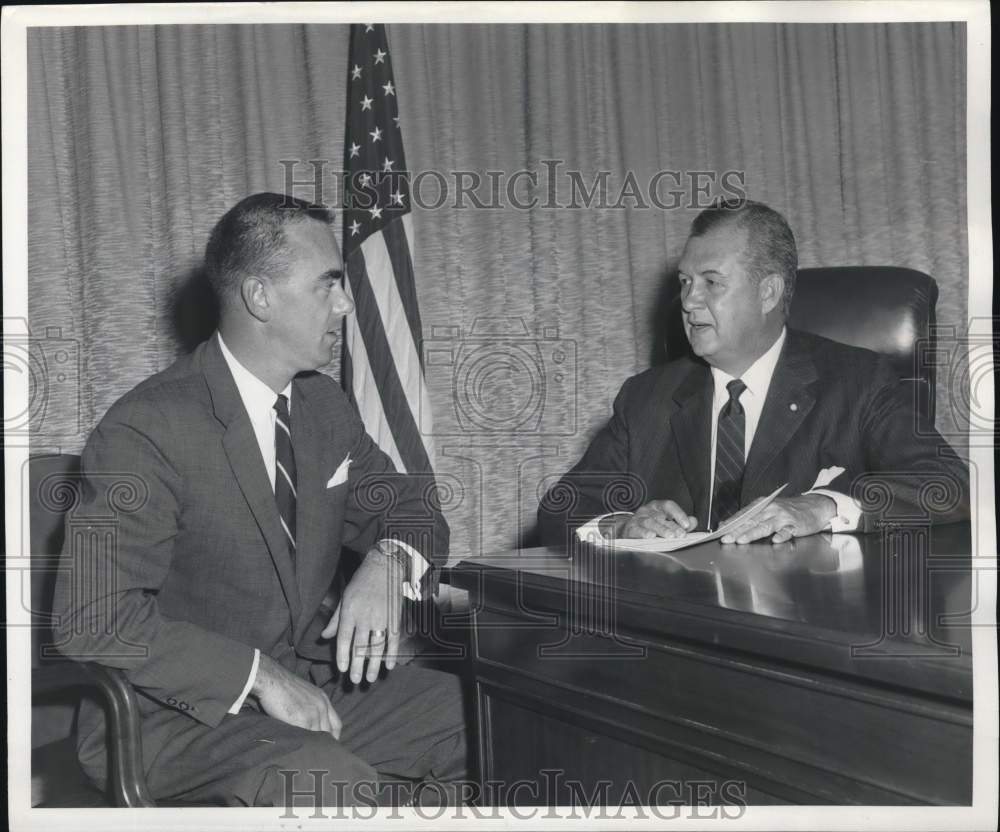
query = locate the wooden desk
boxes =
[450,524,972,806]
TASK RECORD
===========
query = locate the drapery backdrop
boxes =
[27,23,968,557]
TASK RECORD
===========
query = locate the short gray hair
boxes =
[690,198,797,315]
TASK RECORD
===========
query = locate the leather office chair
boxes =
[29,453,155,807]
[663,266,938,421]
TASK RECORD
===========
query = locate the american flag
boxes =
[341,23,435,474]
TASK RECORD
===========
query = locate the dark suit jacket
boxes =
[538,329,969,544]
[52,335,448,779]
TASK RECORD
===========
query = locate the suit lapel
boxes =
[203,337,303,626]
[670,363,714,528]
[742,333,818,498]
[289,377,329,636]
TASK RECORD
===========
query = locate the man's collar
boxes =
[710,326,787,398]
[217,332,293,417]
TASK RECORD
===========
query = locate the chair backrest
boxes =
[663,266,938,420]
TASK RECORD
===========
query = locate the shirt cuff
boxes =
[575,512,635,544]
[806,488,862,532]
[228,648,260,714]
[377,538,429,601]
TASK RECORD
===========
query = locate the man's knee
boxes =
[405,665,465,717]
[424,670,468,743]
[255,732,377,808]
[404,668,469,781]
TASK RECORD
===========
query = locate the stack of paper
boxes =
[579,484,787,553]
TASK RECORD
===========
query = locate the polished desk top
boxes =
[452,523,972,704]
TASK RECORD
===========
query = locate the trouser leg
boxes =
[79,659,468,807]
[318,661,469,787]
[138,708,378,807]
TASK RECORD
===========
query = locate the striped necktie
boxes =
[273,394,297,558]
[711,378,747,530]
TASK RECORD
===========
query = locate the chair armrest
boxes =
[32,661,156,807]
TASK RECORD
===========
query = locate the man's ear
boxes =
[241,276,271,322]
[758,274,784,315]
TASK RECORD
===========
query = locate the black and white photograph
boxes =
[3,1,995,828]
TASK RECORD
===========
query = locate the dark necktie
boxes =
[273,394,297,558]
[711,379,747,530]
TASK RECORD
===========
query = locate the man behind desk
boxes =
[539,199,968,545]
[53,193,467,807]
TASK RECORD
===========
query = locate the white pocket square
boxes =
[811,465,846,490]
[327,457,352,488]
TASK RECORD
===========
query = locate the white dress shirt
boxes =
[217,334,429,713]
[579,326,861,539]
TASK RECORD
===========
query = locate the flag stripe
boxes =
[342,22,435,478]
[346,248,432,474]
[343,280,406,473]
[380,214,424,364]
[359,229,436,462]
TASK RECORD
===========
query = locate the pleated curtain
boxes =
[27,22,967,554]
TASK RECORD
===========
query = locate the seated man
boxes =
[53,193,467,807]
[538,199,968,546]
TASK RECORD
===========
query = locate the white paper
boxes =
[588,483,788,553]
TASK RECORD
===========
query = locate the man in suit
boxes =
[538,199,968,546]
[53,193,467,807]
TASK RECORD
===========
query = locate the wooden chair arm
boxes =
[33,660,156,807]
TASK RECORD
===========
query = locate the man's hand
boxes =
[720,494,837,544]
[251,653,342,739]
[321,546,405,684]
[619,500,698,539]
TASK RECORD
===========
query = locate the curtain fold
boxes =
[28,22,967,554]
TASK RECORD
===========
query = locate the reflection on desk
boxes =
[452,523,973,806]
[644,533,866,621]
